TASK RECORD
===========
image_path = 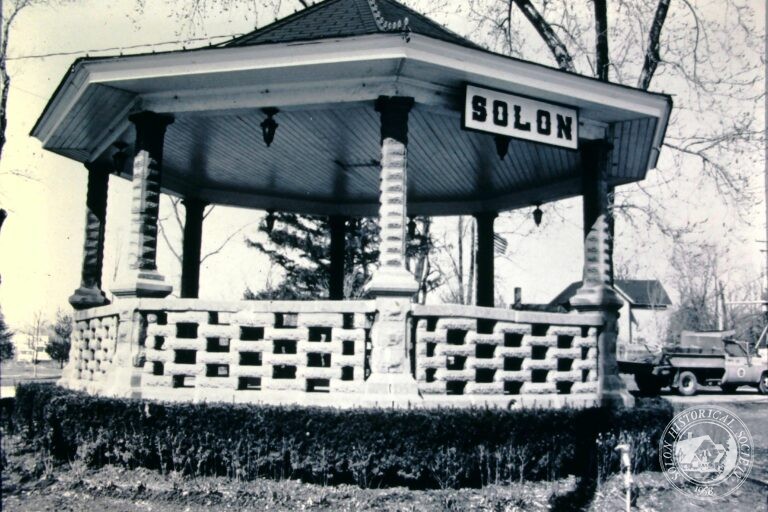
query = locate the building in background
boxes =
[14,333,52,363]
[551,279,672,351]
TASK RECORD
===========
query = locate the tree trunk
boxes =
[637,0,671,90]
[466,219,476,306]
[511,0,575,72]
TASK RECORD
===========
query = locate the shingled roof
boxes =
[224,0,482,50]
[550,280,672,308]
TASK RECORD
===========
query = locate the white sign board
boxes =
[463,85,578,149]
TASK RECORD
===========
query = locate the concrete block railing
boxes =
[412,305,604,408]
[63,299,375,406]
[62,300,607,408]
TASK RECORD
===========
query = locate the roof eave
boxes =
[32,32,672,167]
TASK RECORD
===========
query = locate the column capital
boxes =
[128,111,174,129]
[472,211,498,222]
[129,111,175,156]
[375,96,414,145]
[181,197,208,209]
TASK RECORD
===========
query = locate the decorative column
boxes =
[180,198,206,299]
[570,139,633,408]
[328,215,346,300]
[112,111,174,298]
[69,163,110,309]
[474,212,497,307]
[365,96,419,399]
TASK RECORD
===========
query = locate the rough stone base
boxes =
[112,270,172,298]
[69,286,110,310]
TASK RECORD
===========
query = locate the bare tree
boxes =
[464,0,764,233]
[433,216,477,305]
[158,197,256,293]
[24,310,47,374]
[1,0,77,163]
[667,242,720,340]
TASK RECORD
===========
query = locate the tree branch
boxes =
[511,0,575,73]
[637,0,671,90]
[200,223,254,263]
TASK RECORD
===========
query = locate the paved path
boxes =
[661,391,767,405]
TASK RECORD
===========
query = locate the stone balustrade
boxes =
[66,313,120,383]
[62,299,606,408]
[412,305,604,408]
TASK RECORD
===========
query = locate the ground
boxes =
[0,360,62,398]
[1,366,766,510]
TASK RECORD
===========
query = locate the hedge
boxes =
[7,383,673,489]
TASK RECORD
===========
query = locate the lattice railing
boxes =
[413,306,600,397]
[69,314,120,382]
[64,300,607,407]
[141,301,374,395]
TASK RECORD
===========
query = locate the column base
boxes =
[364,372,420,397]
[599,376,636,408]
[69,286,110,310]
[365,267,418,297]
[570,284,623,310]
[111,269,172,298]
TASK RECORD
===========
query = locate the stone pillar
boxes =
[474,212,497,307]
[365,96,419,399]
[180,198,206,299]
[367,96,418,295]
[328,215,346,300]
[571,140,633,408]
[112,111,174,298]
[69,163,110,309]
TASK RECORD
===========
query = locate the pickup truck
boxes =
[618,328,768,396]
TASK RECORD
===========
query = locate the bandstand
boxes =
[32,0,671,408]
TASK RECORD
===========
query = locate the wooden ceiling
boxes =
[128,102,654,216]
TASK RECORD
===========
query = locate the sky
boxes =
[0,0,764,331]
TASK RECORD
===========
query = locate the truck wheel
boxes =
[635,373,662,396]
[759,373,768,395]
[677,371,698,396]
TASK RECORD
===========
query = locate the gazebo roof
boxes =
[224,0,482,50]
[31,0,672,217]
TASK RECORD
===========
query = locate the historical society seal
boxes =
[659,406,753,500]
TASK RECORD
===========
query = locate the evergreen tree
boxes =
[245,212,438,301]
[46,309,72,368]
[244,213,379,299]
[0,309,14,362]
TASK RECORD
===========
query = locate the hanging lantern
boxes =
[533,202,543,227]
[494,135,510,160]
[261,107,279,147]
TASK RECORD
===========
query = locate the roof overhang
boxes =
[32,32,672,216]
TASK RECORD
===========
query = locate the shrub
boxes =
[0,396,14,433]
[10,383,673,489]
